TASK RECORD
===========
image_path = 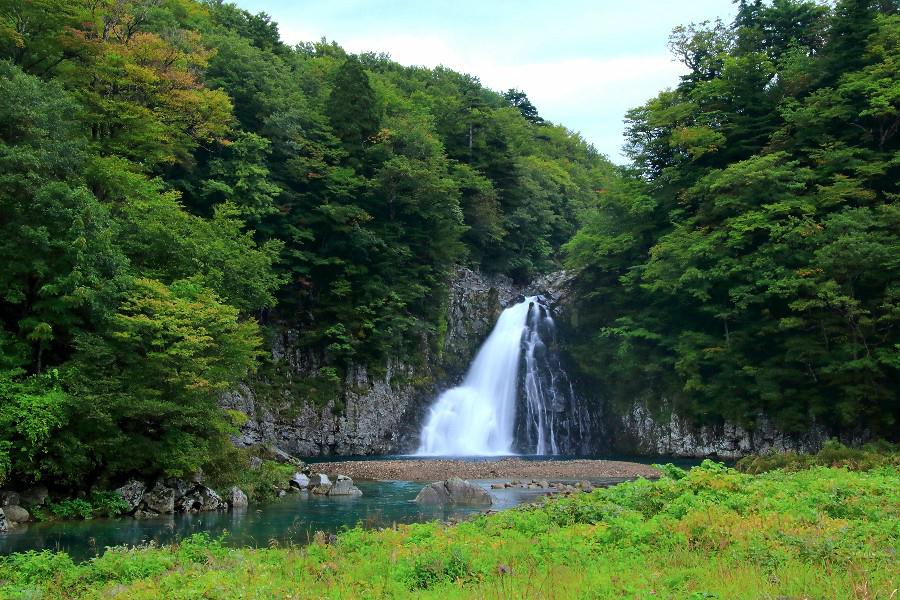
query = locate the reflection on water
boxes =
[0,478,629,561]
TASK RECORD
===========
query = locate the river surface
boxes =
[1,455,705,561]
[0,478,621,561]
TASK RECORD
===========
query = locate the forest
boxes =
[565,0,899,439]
[1,0,898,492]
[0,0,610,487]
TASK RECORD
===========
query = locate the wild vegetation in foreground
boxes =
[1,458,897,599]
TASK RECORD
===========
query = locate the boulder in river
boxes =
[0,508,7,533]
[309,474,332,495]
[289,473,310,490]
[227,486,248,508]
[327,475,362,497]
[143,482,175,514]
[3,505,30,524]
[175,484,227,512]
[415,477,492,506]
[164,477,193,500]
[115,480,146,512]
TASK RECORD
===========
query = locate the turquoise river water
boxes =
[0,477,631,561]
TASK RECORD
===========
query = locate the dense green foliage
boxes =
[1,462,897,598]
[565,0,900,437]
[737,439,899,473]
[0,0,607,487]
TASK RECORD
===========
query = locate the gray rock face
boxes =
[20,486,48,506]
[598,401,841,459]
[143,482,175,514]
[221,266,519,457]
[226,486,248,508]
[309,474,332,495]
[175,485,226,512]
[116,480,146,512]
[415,477,492,506]
[3,504,29,523]
[0,491,20,507]
[289,473,310,489]
[164,478,193,500]
[0,509,7,533]
[327,475,362,497]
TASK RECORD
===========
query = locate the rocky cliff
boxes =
[222,267,519,456]
[524,270,840,458]
[224,266,835,459]
[599,402,838,459]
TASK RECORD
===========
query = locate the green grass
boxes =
[1,461,897,599]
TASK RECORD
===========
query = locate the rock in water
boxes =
[327,475,362,497]
[0,509,7,533]
[415,477,492,506]
[200,487,226,511]
[227,486,249,508]
[175,485,227,512]
[3,505,29,523]
[115,480,146,513]
[289,472,310,490]
[143,482,175,514]
[164,478,193,500]
[309,474,332,495]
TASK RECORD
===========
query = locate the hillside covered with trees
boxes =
[1,0,898,492]
[0,0,610,487]
[565,0,899,439]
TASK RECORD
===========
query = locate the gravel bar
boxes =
[308,458,660,482]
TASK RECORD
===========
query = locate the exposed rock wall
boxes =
[225,264,834,460]
[601,402,837,459]
[223,267,518,457]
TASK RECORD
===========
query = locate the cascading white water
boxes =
[521,306,560,455]
[416,297,536,456]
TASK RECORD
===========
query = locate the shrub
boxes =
[89,491,130,517]
[736,440,899,474]
[49,498,93,520]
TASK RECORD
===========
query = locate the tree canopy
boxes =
[565,0,899,438]
[0,0,608,486]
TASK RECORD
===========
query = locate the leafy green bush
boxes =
[736,440,899,474]
[48,498,93,520]
[204,444,296,504]
[88,491,130,517]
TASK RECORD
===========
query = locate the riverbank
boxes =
[2,461,896,599]
[310,457,660,481]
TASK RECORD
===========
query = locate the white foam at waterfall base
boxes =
[416,297,535,456]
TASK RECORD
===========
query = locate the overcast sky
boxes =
[235,1,738,163]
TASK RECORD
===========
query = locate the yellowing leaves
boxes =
[671,126,726,159]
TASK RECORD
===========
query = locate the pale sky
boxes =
[235,1,738,163]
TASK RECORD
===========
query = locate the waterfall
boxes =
[417,295,585,456]
[416,297,535,455]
